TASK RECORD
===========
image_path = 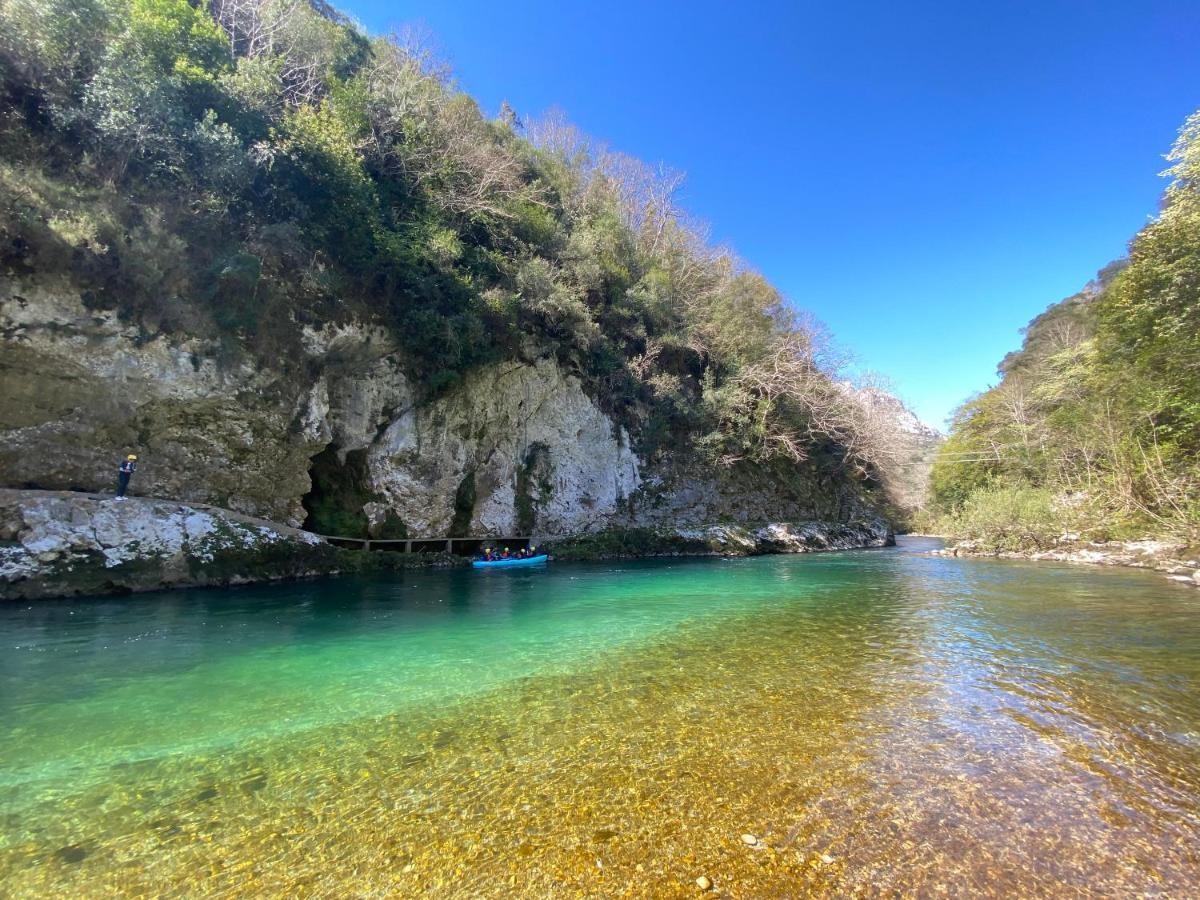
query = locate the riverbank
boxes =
[553,519,893,560]
[932,536,1200,588]
[0,490,896,600]
[0,490,462,601]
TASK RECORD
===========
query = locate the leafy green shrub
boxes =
[941,485,1066,551]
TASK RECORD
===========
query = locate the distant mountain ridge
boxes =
[840,383,943,520]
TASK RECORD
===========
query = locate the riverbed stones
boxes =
[741,833,758,846]
[695,875,712,890]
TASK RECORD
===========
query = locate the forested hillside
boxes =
[0,0,917,536]
[927,111,1200,547]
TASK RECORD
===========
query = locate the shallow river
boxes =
[2,537,1199,896]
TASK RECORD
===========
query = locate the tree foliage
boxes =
[928,112,1200,544]
[0,0,898,483]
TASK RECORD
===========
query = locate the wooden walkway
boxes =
[17,490,546,558]
[317,534,545,555]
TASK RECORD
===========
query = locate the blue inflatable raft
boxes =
[472,554,549,570]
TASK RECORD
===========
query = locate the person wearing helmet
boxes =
[117,453,138,499]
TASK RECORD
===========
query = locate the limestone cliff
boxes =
[363,357,640,537]
[1,277,889,540]
[1,278,322,525]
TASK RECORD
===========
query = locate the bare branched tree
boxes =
[703,322,912,474]
[526,109,694,259]
[210,0,300,60]
[526,106,592,166]
[593,150,686,257]
[209,0,341,104]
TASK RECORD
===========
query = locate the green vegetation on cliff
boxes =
[926,111,1200,548]
[0,0,899,503]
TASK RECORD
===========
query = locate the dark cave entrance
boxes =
[301,444,373,538]
[301,444,408,539]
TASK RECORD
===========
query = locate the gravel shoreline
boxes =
[931,536,1200,588]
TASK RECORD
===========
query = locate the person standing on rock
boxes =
[116,454,137,499]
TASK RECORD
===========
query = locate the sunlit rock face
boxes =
[0,282,643,537]
[368,357,640,537]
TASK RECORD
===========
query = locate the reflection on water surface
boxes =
[1,537,1198,896]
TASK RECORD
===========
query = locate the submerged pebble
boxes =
[54,845,88,865]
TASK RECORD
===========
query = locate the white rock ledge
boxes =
[0,489,333,601]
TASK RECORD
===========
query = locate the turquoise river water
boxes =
[1,537,1199,896]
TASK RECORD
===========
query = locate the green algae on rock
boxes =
[551,519,893,560]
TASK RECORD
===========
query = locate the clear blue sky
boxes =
[341,0,1200,429]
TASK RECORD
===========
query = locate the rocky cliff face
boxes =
[1,278,323,524]
[363,357,640,537]
[1,277,888,539]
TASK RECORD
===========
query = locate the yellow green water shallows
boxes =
[2,537,1199,896]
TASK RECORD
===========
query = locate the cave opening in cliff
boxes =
[301,444,373,538]
[448,470,476,538]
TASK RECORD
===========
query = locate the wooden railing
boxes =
[317,534,545,555]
